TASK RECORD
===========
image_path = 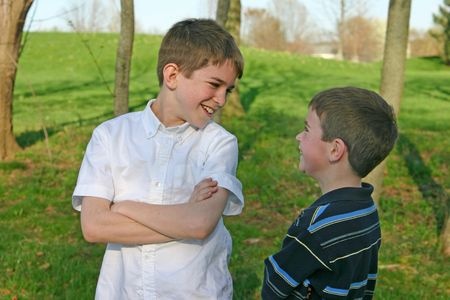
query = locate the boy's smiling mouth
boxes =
[201,104,215,116]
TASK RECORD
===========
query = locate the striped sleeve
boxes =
[262,195,381,299]
[261,229,330,299]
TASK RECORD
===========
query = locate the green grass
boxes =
[0,32,449,299]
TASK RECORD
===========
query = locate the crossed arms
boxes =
[80,178,227,245]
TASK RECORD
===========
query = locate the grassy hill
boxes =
[0,32,449,299]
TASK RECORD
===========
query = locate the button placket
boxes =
[152,136,175,201]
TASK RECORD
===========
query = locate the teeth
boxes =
[202,105,214,114]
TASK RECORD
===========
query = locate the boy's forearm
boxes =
[81,196,175,245]
[113,188,229,240]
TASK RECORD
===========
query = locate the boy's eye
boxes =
[226,88,233,95]
[209,82,220,88]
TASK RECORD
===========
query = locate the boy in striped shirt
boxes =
[262,87,398,299]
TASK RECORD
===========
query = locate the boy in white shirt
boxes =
[72,18,244,299]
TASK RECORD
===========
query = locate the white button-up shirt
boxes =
[72,100,244,300]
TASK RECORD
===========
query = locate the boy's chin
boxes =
[298,163,309,175]
[194,119,212,129]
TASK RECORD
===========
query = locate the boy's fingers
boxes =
[190,179,219,203]
[195,179,218,189]
[192,185,219,202]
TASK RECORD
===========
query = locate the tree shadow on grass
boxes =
[16,99,149,149]
[16,79,114,99]
[233,270,260,299]
[240,86,260,112]
[397,134,449,234]
[15,62,152,99]
[226,104,302,161]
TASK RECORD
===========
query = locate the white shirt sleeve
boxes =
[72,125,115,211]
[200,132,244,216]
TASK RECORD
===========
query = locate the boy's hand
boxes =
[189,178,219,203]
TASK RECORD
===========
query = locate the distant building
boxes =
[311,41,339,60]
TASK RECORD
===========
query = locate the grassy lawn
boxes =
[0,32,449,299]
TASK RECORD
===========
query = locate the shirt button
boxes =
[154,181,161,187]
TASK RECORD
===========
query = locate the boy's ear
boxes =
[162,63,179,90]
[329,138,347,162]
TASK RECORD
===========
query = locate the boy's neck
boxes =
[151,96,183,127]
[314,155,362,194]
[317,173,362,195]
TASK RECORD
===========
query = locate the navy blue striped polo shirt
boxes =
[262,183,380,299]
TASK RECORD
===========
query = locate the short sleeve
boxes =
[262,220,331,299]
[72,125,114,211]
[200,133,243,216]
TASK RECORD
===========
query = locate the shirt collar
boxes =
[142,99,160,138]
[142,99,196,141]
[314,183,374,206]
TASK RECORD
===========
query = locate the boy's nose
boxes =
[213,91,227,107]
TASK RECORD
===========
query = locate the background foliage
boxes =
[0,32,449,299]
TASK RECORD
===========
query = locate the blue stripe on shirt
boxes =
[268,255,299,287]
[311,204,330,224]
[323,274,375,297]
[321,222,380,248]
[308,205,377,233]
[265,268,289,298]
[323,286,349,296]
[350,278,368,289]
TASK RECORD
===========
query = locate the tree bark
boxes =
[220,0,245,122]
[364,0,411,202]
[213,0,231,124]
[442,214,450,257]
[0,0,34,160]
[336,0,345,60]
[114,0,134,116]
[216,0,231,27]
[225,0,241,45]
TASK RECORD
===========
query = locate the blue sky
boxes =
[26,0,443,33]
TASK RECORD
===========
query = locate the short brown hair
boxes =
[156,18,244,86]
[309,87,398,177]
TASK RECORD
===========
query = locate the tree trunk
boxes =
[221,0,244,121]
[442,213,450,257]
[336,0,345,60]
[114,0,134,116]
[364,0,411,202]
[0,0,34,160]
[216,0,231,27]
[225,0,241,45]
[213,0,231,123]
[442,1,450,65]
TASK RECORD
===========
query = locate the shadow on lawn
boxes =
[16,79,113,99]
[227,104,302,162]
[233,270,261,299]
[397,134,449,234]
[16,99,149,149]
[15,62,152,99]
